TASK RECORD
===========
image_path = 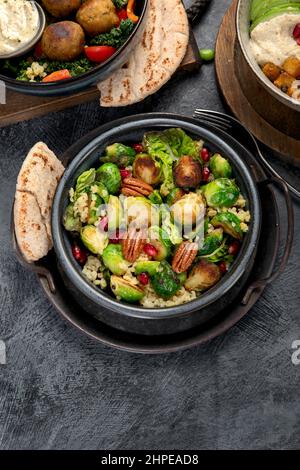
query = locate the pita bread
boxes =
[14,142,65,263]
[98,0,189,107]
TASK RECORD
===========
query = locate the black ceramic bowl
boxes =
[52,113,262,336]
[0,0,148,97]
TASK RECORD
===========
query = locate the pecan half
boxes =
[121,177,153,197]
[172,241,198,274]
[122,227,147,263]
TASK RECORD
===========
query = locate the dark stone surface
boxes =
[0,0,300,450]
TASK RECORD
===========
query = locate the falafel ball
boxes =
[41,21,85,61]
[42,0,82,18]
[76,0,119,37]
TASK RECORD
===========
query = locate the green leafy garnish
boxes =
[91,19,135,49]
[113,0,128,8]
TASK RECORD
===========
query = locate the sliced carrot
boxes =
[42,69,71,83]
[127,0,139,23]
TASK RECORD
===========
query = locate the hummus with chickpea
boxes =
[0,0,39,55]
[249,7,300,100]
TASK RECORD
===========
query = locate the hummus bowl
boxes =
[51,114,262,336]
[237,0,300,111]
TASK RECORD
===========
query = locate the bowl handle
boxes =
[242,177,294,305]
[186,0,212,24]
[10,204,56,294]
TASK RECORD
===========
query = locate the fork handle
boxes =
[186,0,212,24]
[242,177,294,305]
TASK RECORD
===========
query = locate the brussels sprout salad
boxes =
[63,128,251,308]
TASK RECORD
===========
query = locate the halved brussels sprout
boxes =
[133,154,162,186]
[102,244,129,276]
[91,182,109,203]
[110,276,145,303]
[174,155,202,188]
[148,226,172,261]
[166,187,186,206]
[198,229,223,256]
[124,197,158,228]
[135,261,161,276]
[211,212,243,240]
[63,203,81,232]
[185,259,221,292]
[163,218,183,245]
[96,163,121,195]
[105,143,136,163]
[210,154,232,178]
[151,261,181,299]
[107,195,123,232]
[203,178,240,208]
[81,225,108,255]
[171,193,205,228]
[75,168,96,196]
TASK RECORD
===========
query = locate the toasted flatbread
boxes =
[14,142,65,263]
[98,0,189,107]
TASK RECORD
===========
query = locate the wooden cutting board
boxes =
[0,31,200,128]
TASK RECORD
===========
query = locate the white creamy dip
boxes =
[250,13,300,66]
[0,0,39,55]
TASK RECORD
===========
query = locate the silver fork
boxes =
[193,109,300,199]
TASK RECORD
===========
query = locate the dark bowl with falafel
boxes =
[0,0,149,96]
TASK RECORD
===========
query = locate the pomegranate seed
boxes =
[99,216,108,232]
[138,272,150,285]
[72,244,87,265]
[293,23,300,39]
[109,229,123,244]
[228,241,240,256]
[109,238,120,244]
[219,261,227,274]
[201,147,210,162]
[133,143,143,154]
[143,243,158,257]
[120,169,132,179]
[297,37,300,46]
[202,167,211,182]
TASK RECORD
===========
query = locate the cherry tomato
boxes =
[117,8,128,25]
[42,70,71,83]
[85,46,117,63]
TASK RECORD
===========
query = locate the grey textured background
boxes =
[1,0,300,450]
